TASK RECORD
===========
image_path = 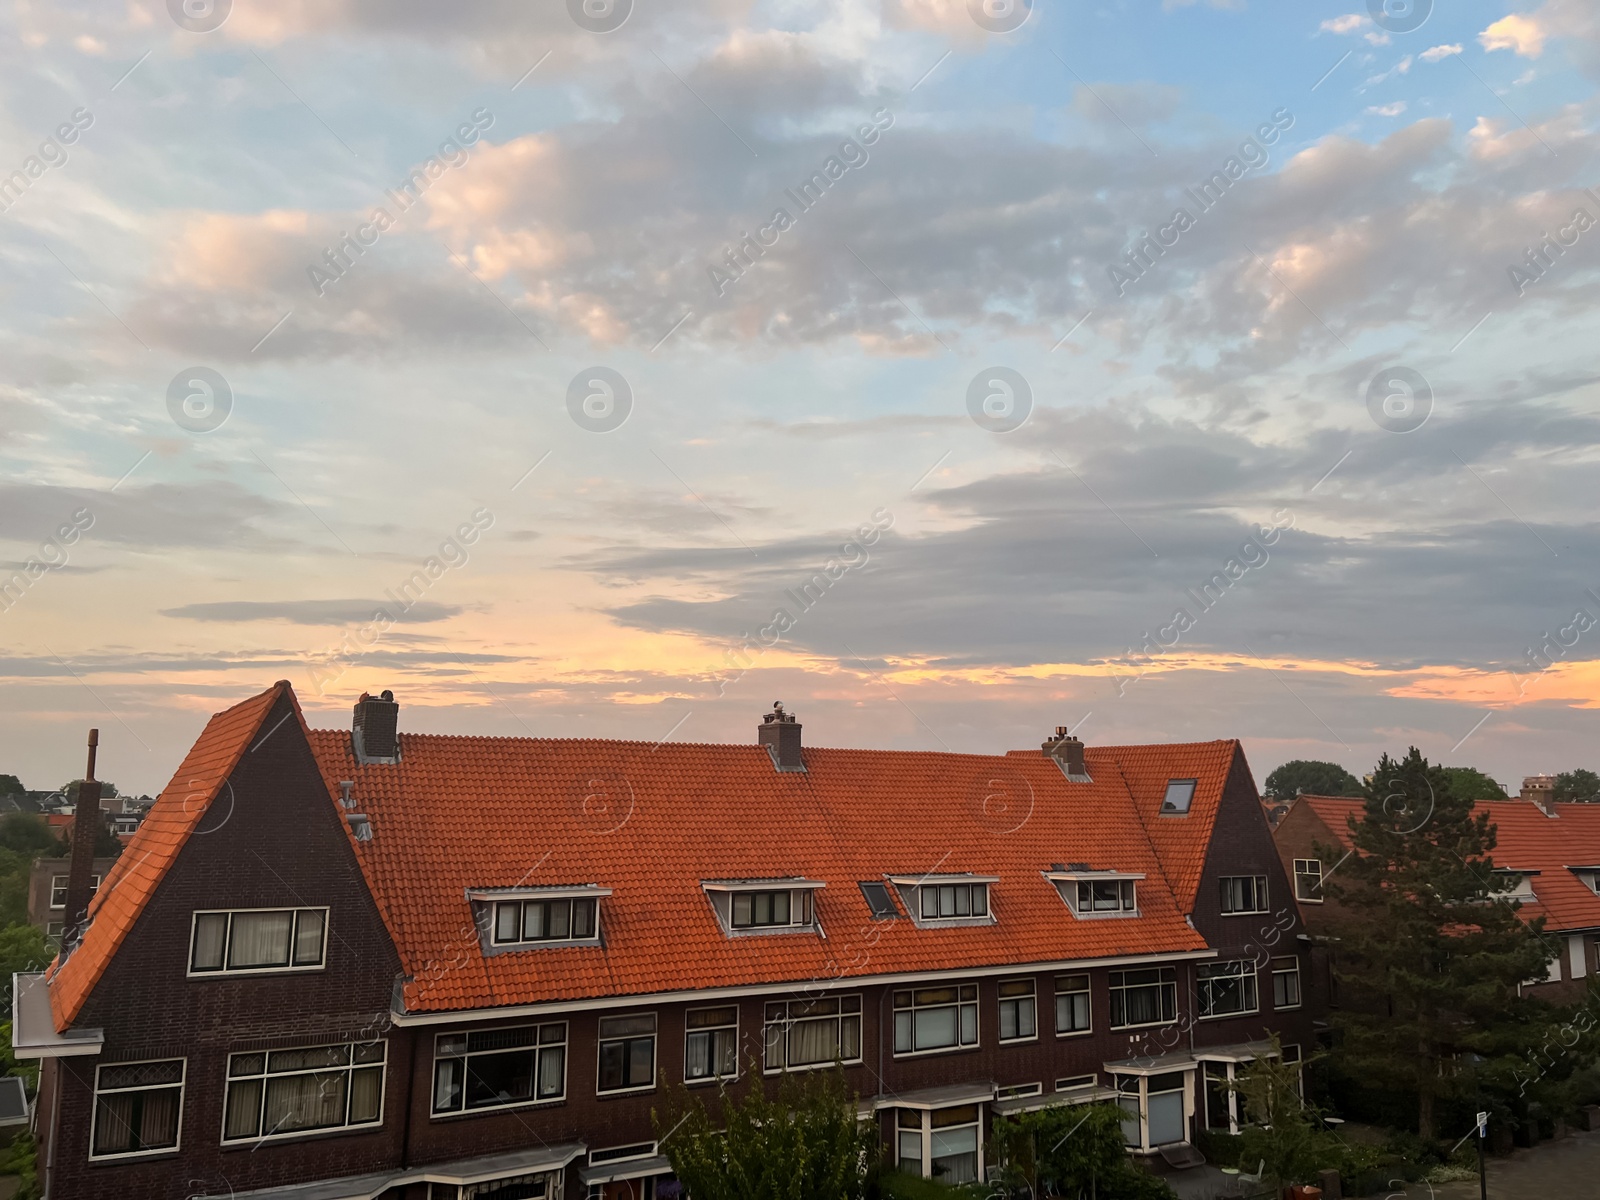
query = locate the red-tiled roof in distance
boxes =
[48,683,293,1032]
[1299,794,1600,934]
[309,731,1241,1015]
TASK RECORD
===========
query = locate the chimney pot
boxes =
[758,703,805,771]
[1042,727,1090,781]
[352,691,401,764]
[62,729,106,953]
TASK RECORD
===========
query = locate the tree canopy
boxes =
[1263,759,1362,802]
[655,1065,876,1200]
[1321,747,1585,1139]
[990,1102,1174,1199]
[0,775,22,797]
[1553,769,1600,803]
[1441,766,1508,800]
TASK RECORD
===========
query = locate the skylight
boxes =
[859,881,900,920]
[1161,779,1197,815]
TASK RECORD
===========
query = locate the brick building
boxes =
[1272,791,1600,1006]
[25,857,121,946]
[14,682,1318,1200]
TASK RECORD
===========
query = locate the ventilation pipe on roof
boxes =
[1042,727,1091,782]
[61,729,103,956]
[759,701,805,772]
[352,690,400,764]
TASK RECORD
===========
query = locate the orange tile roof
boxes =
[1299,794,1600,934]
[48,682,293,1032]
[310,729,1240,1015]
[46,681,1248,1026]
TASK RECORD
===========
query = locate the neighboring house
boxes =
[1273,787,1600,1005]
[26,857,121,946]
[14,682,1317,1200]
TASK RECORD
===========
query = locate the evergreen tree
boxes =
[1322,748,1575,1139]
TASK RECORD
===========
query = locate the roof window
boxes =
[1161,779,1197,815]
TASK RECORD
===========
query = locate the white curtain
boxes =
[229,911,292,968]
[264,1072,346,1132]
[789,1017,838,1064]
[192,914,227,970]
[224,1078,263,1139]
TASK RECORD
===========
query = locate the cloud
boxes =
[160,599,464,625]
[1481,13,1548,57]
[0,482,289,550]
[1320,14,1370,34]
[1421,43,1464,61]
[1365,102,1407,116]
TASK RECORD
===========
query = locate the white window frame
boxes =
[1047,871,1143,919]
[731,888,813,930]
[996,978,1038,1044]
[886,875,999,929]
[763,994,863,1074]
[684,1004,740,1084]
[892,984,980,1057]
[1114,1069,1194,1152]
[1196,959,1260,1019]
[1219,875,1269,916]
[1271,956,1302,1010]
[595,1013,658,1096]
[49,873,100,910]
[490,896,600,946]
[1054,973,1092,1036]
[430,1023,568,1117]
[896,1104,984,1183]
[221,1041,387,1144]
[187,907,329,977]
[1292,859,1323,903]
[89,1057,186,1161]
[1107,967,1178,1030]
[701,880,824,938]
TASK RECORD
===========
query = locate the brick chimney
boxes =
[1521,774,1558,817]
[759,701,805,772]
[352,690,400,764]
[1042,726,1091,782]
[62,729,103,953]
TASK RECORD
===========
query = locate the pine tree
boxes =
[1322,748,1574,1139]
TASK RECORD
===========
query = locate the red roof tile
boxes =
[45,680,1252,1027]
[48,682,293,1031]
[309,729,1240,1015]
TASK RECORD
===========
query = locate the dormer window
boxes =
[468,886,610,950]
[1045,868,1142,918]
[732,889,812,929]
[1570,867,1600,895]
[703,879,824,937]
[1492,871,1537,902]
[887,875,1000,929]
[1161,779,1197,815]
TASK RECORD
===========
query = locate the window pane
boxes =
[920,889,937,919]
[228,911,293,968]
[349,1067,383,1123]
[293,910,325,965]
[573,898,596,937]
[433,1058,463,1112]
[547,900,570,938]
[626,1037,654,1086]
[224,1078,262,1140]
[841,1015,861,1061]
[954,886,970,917]
[599,1014,656,1039]
[270,1046,349,1072]
[686,1030,711,1079]
[960,1003,978,1044]
[915,1007,958,1050]
[465,1048,535,1108]
[497,904,521,942]
[772,891,790,924]
[715,1029,737,1076]
[264,1072,346,1133]
[939,885,955,917]
[972,885,988,916]
[536,1045,564,1098]
[733,893,753,926]
[191,913,227,971]
[522,902,546,940]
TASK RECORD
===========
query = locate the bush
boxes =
[1194,1127,1243,1169]
[874,1171,990,1200]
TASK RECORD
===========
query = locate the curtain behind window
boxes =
[264,1072,346,1132]
[229,911,292,968]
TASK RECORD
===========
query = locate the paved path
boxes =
[1381,1129,1600,1200]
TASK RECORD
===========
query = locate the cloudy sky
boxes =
[2,0,1597,797]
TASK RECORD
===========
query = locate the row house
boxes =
[1274,789,1600,1004]
[14,682,1317,1200]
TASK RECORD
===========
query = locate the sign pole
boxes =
[1477,1111,1489,1200]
